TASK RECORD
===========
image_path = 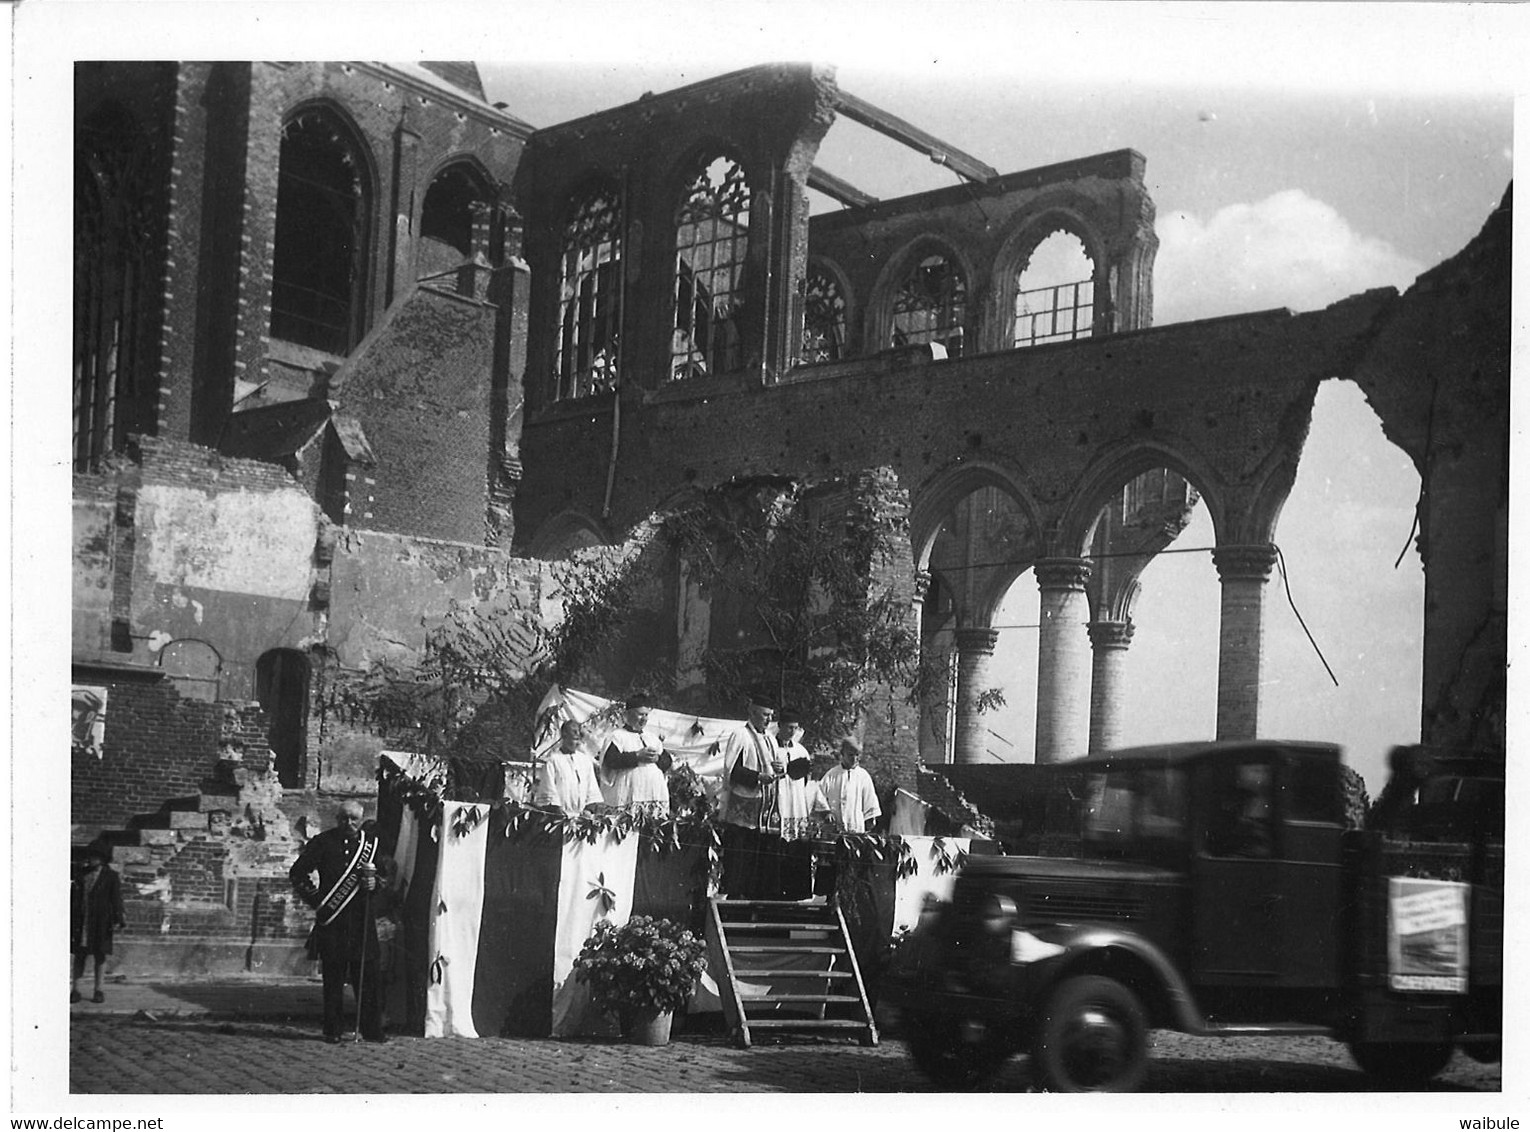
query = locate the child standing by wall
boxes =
[71,838,126,1004]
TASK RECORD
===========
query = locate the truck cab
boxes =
[883,741,1503,1091]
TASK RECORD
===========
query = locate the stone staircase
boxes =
[81,757,316,977]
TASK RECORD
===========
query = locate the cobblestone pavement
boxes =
[62,991,1501,1095]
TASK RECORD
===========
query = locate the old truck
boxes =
[881,740,1503,1091]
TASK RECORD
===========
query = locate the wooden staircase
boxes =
[705,898,878,1049]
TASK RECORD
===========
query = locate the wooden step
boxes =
[733,968,855,980]
[707,895,878,1051]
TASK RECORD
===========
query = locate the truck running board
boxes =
[1195,1022,1336,1038]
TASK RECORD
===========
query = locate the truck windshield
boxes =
[1081,766,1187,846]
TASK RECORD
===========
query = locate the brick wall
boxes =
[330,286,498,544]
[71,676,223,836]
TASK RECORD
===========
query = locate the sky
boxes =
[475,19,1514,796]
[11,1,1527,1118]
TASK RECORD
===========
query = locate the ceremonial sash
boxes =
[316,833,377,926]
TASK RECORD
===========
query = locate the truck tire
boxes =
[1031,975,1149,1092]
[1348,1040,1455,1084]
[906,1012,1012,1089]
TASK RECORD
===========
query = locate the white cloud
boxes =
[1153,190,1425,326]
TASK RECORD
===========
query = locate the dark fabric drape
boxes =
[471,810,565,1037]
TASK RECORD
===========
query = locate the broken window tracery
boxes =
[890,252,966,357]
[556,185,623,400]
[671,154,751,381]
[74,103,157,471]
[270,106,371,355]
[801,265,847,364]
[1014,230,1095,348]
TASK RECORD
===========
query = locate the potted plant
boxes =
[573,915,709,1046]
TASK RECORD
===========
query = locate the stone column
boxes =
[1034,558,1093,764]
[952,627,999,765]
[1212,544,1279,741]
[1087,620,1135,754]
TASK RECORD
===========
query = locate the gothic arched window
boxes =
[1014,230,1095,347]
[671,154,751,381]
[270,106,372,355]
[801,265,846,364]
[74,103,157,470]
[556,185,623,400]
[891,252,966,357]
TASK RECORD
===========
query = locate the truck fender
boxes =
[1019,923,1209,1033]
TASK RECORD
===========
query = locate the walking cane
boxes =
[353,858,375,1043]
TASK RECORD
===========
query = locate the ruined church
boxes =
[72,62,1509,975]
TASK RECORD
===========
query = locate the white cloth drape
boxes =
[549,833,639,1036]
[424,802,490,1038]
[891,836,972,933]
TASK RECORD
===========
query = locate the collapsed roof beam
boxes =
[835,90,999,184]
[808,166,880,209]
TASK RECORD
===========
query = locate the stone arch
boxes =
[864,233,977,358]
[1055,437,1226,558]
[524,509,611,560]
[910,460,1044,626]
[270,99,380,355]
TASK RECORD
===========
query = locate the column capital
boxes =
[913,569,933,603]
[1087,620,1136,650]
[953,627,1000,656]
[1212,543,1279,582]
[1034,557,1092,593]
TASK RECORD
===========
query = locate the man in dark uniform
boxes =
[290,800,388,1043]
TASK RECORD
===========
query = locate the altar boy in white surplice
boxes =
[819,737,881,834]
[532,720,605,815]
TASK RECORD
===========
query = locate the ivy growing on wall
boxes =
[661,468,922,748]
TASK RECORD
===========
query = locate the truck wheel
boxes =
[906,1013,1011,1089]
[1031,975,1149,1092]
[1348,1040,1455,1084]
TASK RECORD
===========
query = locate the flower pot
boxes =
[619,1007,673,1046]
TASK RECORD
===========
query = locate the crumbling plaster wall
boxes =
[318,527,556,791]
[74,436,324,701]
